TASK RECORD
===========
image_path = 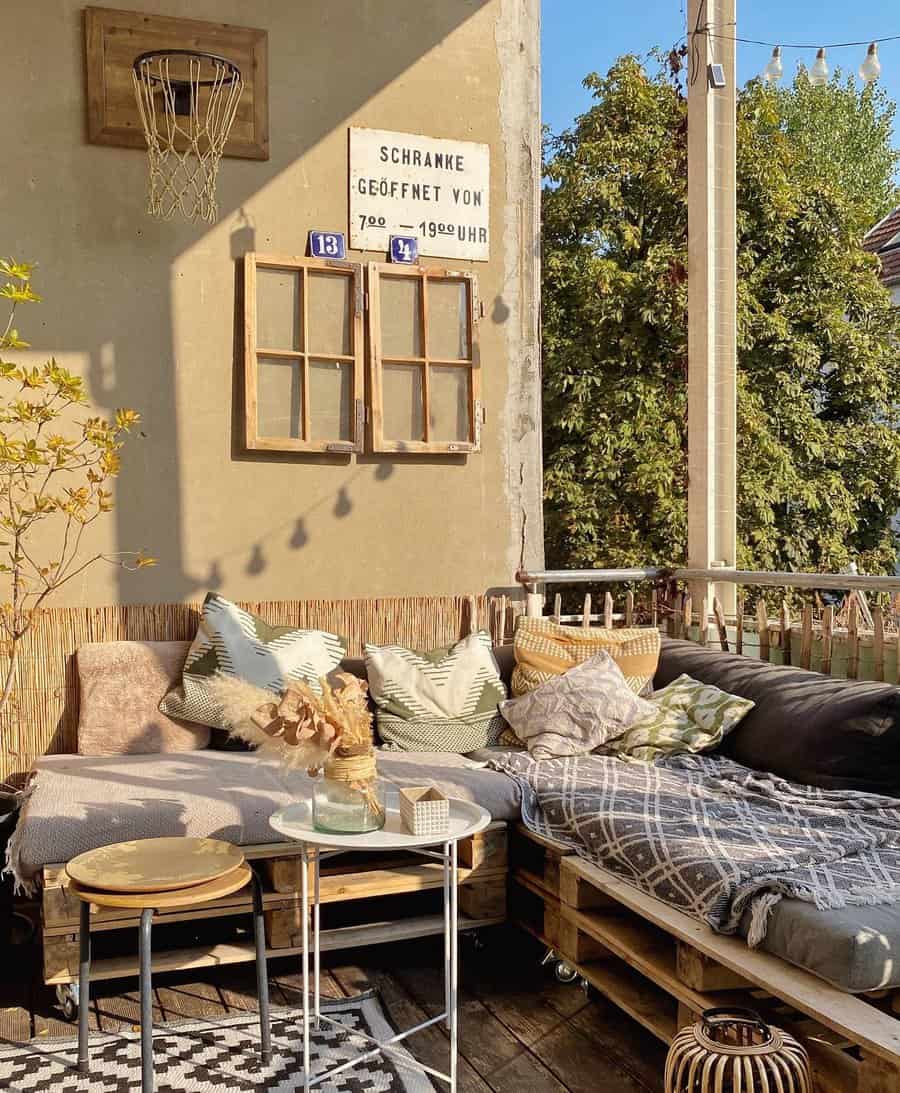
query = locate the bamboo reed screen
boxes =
[0,593,520,784]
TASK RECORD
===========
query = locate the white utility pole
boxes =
[686,0,738,619]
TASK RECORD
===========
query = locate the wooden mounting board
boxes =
[84,6,269,160]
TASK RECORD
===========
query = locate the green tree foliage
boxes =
[542,58,900,576]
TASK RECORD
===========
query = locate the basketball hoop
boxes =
[132,50,244,223]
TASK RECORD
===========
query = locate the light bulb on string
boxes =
[762,46,783,83]
[808,47,829,86]
[859,42,881,83]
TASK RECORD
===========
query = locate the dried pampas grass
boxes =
[205,670,376,773]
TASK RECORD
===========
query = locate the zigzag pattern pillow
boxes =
[160,593,346,730]
[511,616,660,698]
[365,631,507,752]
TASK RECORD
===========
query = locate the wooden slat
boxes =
[735,593,744,655]
[625,591,634,628]
[604,591,614,629]
[800,603,813,670]
[848,595,860,680]
[582,594,592,629]
[821,604,834,676]
[682,594,692,641]
[45,913,501,985]
[874,606,885,682]
[553,593,562,624]
[780,600,792,665]
[712,596,728,652]
[697,596,708,646]
[757,597,769,662]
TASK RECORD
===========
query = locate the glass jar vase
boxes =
[312,754,386,834]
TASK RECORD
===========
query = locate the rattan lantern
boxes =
[665,1008,812,1093]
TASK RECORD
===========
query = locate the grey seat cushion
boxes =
[740,897,900,993]
[655,637,900,796]
[9,748,518,890]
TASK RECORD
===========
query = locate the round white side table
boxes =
[270,795,490,1092]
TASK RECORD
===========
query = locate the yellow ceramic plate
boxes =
[66,837,245,894]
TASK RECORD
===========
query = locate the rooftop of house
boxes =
[864,206,900,284]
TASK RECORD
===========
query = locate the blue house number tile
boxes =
[309,231,346,259]
[390,235,418,264]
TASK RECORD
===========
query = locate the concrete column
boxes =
[687,0,737,619]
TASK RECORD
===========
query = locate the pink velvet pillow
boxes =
[77,641,210,755]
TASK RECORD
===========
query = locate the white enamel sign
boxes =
[349,127,490,261]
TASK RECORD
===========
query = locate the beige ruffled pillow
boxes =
[499,652,654,760]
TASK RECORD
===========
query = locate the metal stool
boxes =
[67,839,272,1092]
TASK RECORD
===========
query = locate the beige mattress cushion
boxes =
[77,641,209,755]
[9,749,520,889]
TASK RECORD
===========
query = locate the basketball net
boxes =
[133,54,243,223]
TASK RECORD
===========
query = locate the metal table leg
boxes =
[139,907,155,1093]
[77,899,90,1075]
[252,870,272,1064]
[313,849,320,1032]
[443,841,451,1032]
[301,841,310,1092]
[449,839,458,1093]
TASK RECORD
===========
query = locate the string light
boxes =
[696,25,898,86]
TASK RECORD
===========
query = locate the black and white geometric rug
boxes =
[0,993,437,1092]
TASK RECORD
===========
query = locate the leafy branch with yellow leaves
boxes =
[0,259,156,726]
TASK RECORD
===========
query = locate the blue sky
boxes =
[542,0,900,145]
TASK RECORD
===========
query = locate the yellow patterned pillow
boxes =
[511,617,660,698]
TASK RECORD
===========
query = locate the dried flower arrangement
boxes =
[206,671,385,821]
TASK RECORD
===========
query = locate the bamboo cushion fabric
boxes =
[607,673,754,763]
[160,593,346,730]
[511,617,660,698]
[77,640,210,755]
[499,653,654,760]
[364,631,507,751]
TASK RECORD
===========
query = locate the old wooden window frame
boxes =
[367,262,482,454]
[244,253,364,453]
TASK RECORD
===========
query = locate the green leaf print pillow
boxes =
[605,674,754,764]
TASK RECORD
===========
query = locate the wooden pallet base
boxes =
[42,823,508,985]
[511,826,900,1093]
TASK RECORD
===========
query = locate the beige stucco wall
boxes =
[1,0,542,606]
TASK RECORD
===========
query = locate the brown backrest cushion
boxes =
[655,636,900,795]
[77,641,210,755]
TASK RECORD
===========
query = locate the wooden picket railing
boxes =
[517,567,900,684]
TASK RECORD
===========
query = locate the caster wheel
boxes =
[56,984,79,1021]
[554,960,578,984]
[578,976,591,997]
[469,931,486,953]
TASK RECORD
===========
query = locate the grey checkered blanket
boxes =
[491,752,900,944]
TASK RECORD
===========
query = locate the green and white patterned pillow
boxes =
[605,673,754,763]
[365,631,507,752]
[160,593,346,730]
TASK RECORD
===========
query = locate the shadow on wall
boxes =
[10,0,491,605]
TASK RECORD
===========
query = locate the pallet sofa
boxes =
[5,595,518,1009]
[512,637,900,1093]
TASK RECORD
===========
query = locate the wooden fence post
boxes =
[582,594,592,629]
[800,604,812,671]
[873,606,885,682]
[683,594,693,642]
[698,596,708,646]
[553,593,562,624]
[757,598,769,662]
[625,590,634,628]
[780,600,791,666]
[604,591,614,629]
[712,597,729,652]
[847,595,860,680]
[821,604,834,676]
[735,594,743,656]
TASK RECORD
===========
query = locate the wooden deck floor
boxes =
[0,925,666,1091]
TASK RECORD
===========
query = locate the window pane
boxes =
[309,359,353,442]
[430,365,470,443]
[382,362,424,442]
[428,279,469,360]
[256,267,302,351]
[379,276,422,358]
[307,272,352,356]
[257,357,302,439]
